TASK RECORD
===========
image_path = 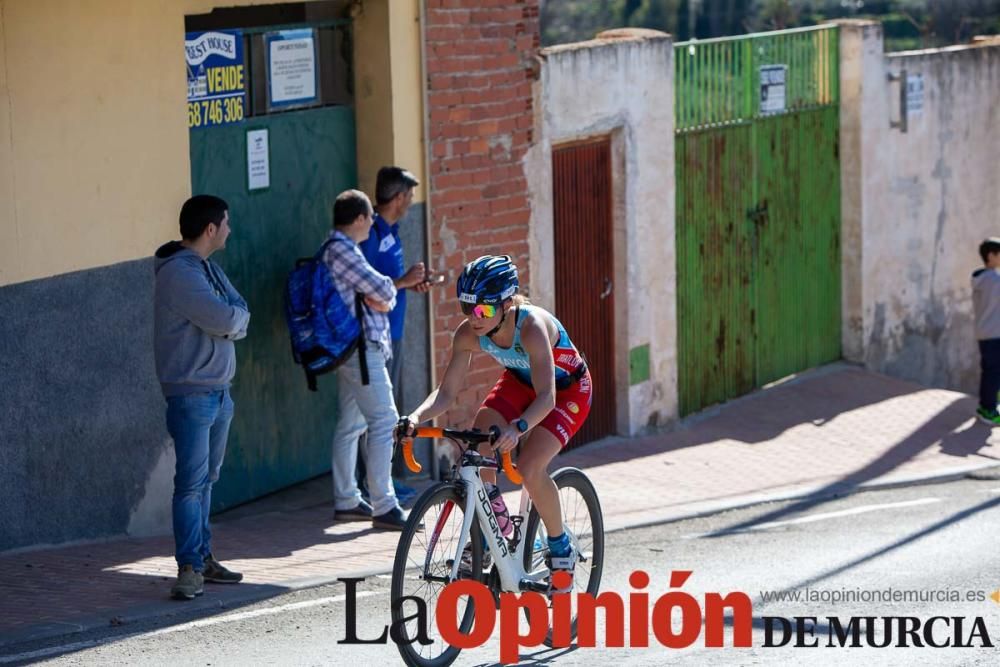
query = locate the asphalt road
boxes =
[7,476,1000,666]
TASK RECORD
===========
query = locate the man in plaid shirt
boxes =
[324,190,407,530]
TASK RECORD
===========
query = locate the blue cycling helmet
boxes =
[456,255,519,306]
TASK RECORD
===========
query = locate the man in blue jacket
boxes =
[356,167,435,505]
[154,195,250,600]
[360,167,430,401]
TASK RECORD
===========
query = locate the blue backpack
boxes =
[284,237,369,391]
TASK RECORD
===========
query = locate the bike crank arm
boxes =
[519,579,550,594]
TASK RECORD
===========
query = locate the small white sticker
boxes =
[906,74,924,117]
[247,129,269,191]
[760,65,787,114]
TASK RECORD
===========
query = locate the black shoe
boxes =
[457,541,492,578]
[372,506,409,531]
[336,500,374,522]
[203,554,243,584]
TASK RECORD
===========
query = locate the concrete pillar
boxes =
[833,20,884,363]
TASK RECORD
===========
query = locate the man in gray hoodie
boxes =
[154,195,250,600]
[972,237,1000,425]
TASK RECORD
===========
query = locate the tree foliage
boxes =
[540,0,1000,51]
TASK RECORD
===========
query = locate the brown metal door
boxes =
[553,138,616,447]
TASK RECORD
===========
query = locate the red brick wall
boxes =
[424,0,541,429]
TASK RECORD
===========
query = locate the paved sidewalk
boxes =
[3,364,1000,650]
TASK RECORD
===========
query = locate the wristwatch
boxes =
[513,418,529,434]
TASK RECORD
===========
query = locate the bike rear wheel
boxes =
[390,482,482,667]
[522,466,605,646]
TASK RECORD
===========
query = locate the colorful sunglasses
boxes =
[461,302,497,319]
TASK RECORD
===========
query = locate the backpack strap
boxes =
[355,294,369,386]
[316,237,337,260]
[323,234,371,387]
[305,366,319,392]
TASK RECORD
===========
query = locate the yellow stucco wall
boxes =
[0,5,16,286]
[0,0,425,287]
[389,0,425,200]
[353,0,394,199]
[353,0,425,202]
[0,0,204,286]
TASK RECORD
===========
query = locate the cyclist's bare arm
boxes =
[515,312,558,429]
[408,321,479,424]
[491,311,559,453]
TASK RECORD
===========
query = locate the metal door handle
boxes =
[600,278,613,300]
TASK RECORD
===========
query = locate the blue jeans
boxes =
[166,390,234,571]
[332,342,400,516]
[980,338,1000,411]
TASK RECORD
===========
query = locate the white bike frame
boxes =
[442,461,575,593]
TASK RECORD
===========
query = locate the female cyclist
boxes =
[395,255,592,590]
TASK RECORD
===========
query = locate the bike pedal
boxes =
[519,579,550,594]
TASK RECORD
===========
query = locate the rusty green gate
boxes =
[675,25,841,416]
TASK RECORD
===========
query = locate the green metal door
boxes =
[675,26,841,416]
[190,105,357,510]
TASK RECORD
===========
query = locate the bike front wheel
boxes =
[522,466,605,646]
[390,482,482,667]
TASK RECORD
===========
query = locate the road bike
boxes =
[390,426,605,667]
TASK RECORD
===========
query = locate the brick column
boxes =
[424,0,540,428]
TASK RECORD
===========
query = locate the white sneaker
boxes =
[545,545,577,595]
